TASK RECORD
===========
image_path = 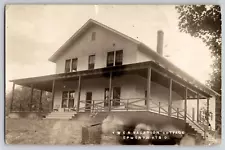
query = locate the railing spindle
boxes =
[159,102,160,114]
[177,108,179,119]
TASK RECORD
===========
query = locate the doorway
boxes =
[85,92,92,112]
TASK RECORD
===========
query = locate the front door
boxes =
[85,92,92,112]
[112,87,121,106]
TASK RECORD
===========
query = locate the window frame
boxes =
[91,32,96,41]
[65,59,71,73]
[106,50,123,67]
[71,58,78,72]
[115,50,123,66]
[64,58,78,73]
[88,55,95,70]
[61,91,75,108]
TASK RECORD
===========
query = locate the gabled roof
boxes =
[48,19,220,97]
[48,19,141,62]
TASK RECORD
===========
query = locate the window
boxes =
[62,91,68,108]
[65,58,78,73]
[88,55,95,69]
[115,50,123,66]
[107,51,114,67]
[91,32,96,41]
[71,58,78,72]
[107,50,123,67]
[68,91,75,108]
[62,91,75,108]
[65,59,71,73]
[112,87,121,106]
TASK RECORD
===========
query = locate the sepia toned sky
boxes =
[5,5,213,92]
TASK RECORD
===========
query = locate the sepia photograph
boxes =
[5,5,221,145]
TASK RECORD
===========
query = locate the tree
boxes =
[175,5,221,134]
[5,86,52,116]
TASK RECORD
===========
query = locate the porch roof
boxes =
[10,61,220,98]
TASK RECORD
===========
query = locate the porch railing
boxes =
[78,98,212,138]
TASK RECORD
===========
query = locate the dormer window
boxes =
[65,58,78,73]
[91,32,96,41]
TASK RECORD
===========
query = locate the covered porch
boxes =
[9,61,219,133]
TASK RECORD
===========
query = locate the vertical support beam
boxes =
[10,83,15,112]
[39,90,43,112]
[51,80,56,111]
[30,84,34,111]
[184,87,187,122]
[192,108,195,121]
[197,93,200,122]
[76,75,81,113]
[146,67,151,111]
[168,78,172,116]
[207,97,210,127]
[108,72,112,112]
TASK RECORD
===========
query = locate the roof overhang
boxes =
[10,61,220,97]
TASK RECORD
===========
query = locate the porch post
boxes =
[76,75,81,113]
[197,93,200,122]
[207,97,210,125]
[29,84,34,111]
[109,72,112,111]
[10,82,15,112]
[168,78,172,116]
[51,80,56,111]
[184,87,187,122]
[146,67,151,110]
[39,90,43,112]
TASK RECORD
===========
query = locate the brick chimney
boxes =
[157,30,164,56]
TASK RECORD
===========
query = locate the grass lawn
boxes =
[5,118,89,145]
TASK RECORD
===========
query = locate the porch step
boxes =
[186,120,217,142]
[45,112,77,120]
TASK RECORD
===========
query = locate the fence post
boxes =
[177,108,179,119]
[159,102,160,114]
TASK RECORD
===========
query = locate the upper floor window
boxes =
[107,50,123,67]
[91,32,96,41]
[115,50,123,66]
[71,58,78,72]
[107,51,114,67]
[88,55,95,70]
[65,58,78,73]
[65,59,71,73]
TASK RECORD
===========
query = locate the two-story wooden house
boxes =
[9,19,220,139]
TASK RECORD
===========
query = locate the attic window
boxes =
[91,32,96,41]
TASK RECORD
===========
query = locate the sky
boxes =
[5,5,213,93]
